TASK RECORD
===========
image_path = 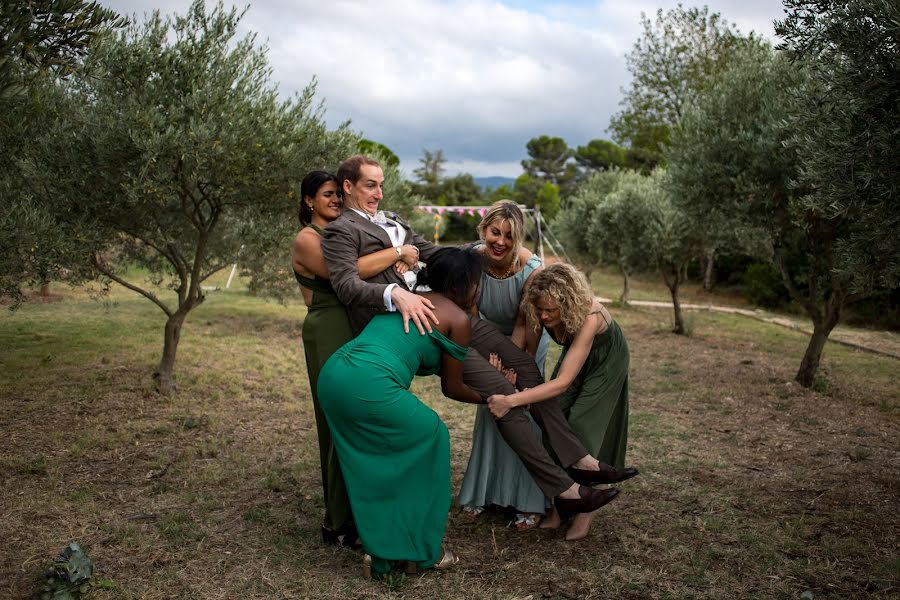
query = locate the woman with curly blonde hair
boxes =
[487,262,637,540]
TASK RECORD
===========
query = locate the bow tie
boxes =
[372,211,388,225]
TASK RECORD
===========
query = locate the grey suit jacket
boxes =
[322,209,439,335]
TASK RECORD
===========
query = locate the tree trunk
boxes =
[154,309,188,395]
[795,301,841,388]
[703,250,715,292]
[619,263,630,306]
[669,282,684,334]
[39,280,51,297]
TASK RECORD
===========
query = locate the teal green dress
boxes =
[294,223,355,534]
[457,254,550,514]
[318,313,468,578]
[551,320,630,468]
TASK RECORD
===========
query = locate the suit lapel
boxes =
[342,209,394,248]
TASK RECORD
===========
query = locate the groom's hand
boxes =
[391,288,438,335]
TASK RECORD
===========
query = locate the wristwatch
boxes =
[394,245,402,257]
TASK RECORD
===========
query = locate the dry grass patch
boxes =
[1,284,897,599]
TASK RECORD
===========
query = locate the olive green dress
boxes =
[318,313,468,578]
[294,223,354,534]
[551,320,630,468]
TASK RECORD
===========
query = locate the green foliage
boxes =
[554,170,619,273]
[521,135,578,197]
[588,170,658,275]
[610,5,747,167]
[776,0,900,294]
[743,263,789,308]
[574,139,628,173]
[667,0,900,384]
[0,0,124,100]
[40,543,92,600]
[0,1,123,303]
[510,172,559,219]
[357,139,399,167]
[409,148,482,208]
[412,148,446,187]
[18,0,354,390]
[407,210,447,242]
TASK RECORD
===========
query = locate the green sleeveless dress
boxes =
[294,223,355,534]
[317,313,468,578]
[551,320,630,469]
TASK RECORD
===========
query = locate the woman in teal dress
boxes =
[487,263,637,541]
[458,200,550,525]
[318,248,488,579]
[291,171,421,546]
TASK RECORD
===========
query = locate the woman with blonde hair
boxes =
[486,262,636,540]
[457,199,552,527]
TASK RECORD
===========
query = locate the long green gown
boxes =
[294,223,355,534]
[318,312,468,578]
[551,320,630,468]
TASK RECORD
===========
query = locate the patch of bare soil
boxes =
[1,306,897,599]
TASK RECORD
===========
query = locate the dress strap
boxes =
[521,254,543,278]
[588,306,612,329]
[307,223,325,236]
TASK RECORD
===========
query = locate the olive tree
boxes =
[32,0,353,393]
[586,170,657,305]
[0,0,123,303]
[668,1,900,386]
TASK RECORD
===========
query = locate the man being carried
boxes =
[322,155,636,526]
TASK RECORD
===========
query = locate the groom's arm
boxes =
[322,219,389,312]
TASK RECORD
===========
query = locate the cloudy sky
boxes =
[101,0,788,177]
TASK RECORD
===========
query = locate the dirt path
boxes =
[603,298,900,359]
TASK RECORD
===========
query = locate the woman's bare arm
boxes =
[439,303,484,404]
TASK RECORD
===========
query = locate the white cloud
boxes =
[102,0,787,176]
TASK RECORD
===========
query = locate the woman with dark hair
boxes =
[317,247,490,579]
[291,170,421,547]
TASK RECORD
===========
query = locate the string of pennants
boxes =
[415,205,539,218]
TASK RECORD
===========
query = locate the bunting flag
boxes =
[415,204,535,216]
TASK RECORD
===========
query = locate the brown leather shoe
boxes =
[570,464,639,485]
[555,485,619,518]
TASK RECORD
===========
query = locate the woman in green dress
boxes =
[317,247,487,578]
[487,262,637,541]
[291,171,421,546]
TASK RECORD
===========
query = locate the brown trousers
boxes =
[463,316,586,498]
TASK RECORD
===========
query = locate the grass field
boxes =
[1,271,898,599]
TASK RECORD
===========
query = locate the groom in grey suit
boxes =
[321,155,631,509]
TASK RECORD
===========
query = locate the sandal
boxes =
[322,525,362,549]
[433,546,460,570]
[461,506,484,521]
[511,513,542,530]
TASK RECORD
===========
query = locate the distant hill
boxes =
[473,176,516,191]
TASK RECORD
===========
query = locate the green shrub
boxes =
[742,263,789,308]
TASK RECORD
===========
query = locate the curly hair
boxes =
[477,200,525,269]
[523,263,594,339]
